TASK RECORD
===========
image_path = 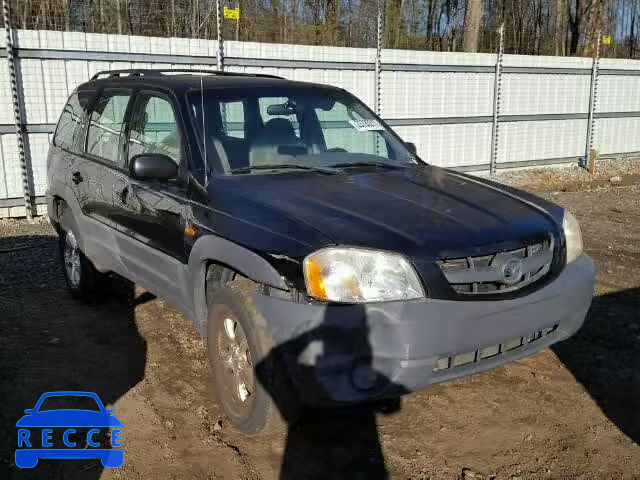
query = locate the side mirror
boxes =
[129,153,178,181]
[105,408,115,414]
[406,142,417,154]
[24,409,33,414]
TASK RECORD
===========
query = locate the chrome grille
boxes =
[438,237,553,295]
[433,325,558,372]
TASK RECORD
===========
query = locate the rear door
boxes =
[70,88,133,266]
[49,88,93,210]
[76,89,133,228]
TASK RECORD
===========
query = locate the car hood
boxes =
[227,165,563,260]
[16,410,123,427]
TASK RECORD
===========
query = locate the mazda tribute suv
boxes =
[46,69,595,434]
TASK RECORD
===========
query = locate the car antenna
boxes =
[200,69,208,186]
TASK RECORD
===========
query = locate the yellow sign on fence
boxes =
[224,7,240,20]
[602,35,612,46]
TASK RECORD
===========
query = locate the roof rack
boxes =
[90,68,283,81]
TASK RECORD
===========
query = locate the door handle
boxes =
[71,171,83,185]
[116,185,142,213]
[119,186,129,205]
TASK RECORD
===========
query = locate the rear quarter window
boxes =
[53,93,83,150]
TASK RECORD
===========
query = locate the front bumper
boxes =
[253,254,595,404]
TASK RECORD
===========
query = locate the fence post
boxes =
[3,0,33,220]
[373,0,382,115]
[216,0,224,71]
[489,24,504,176]
[584,30,601,169]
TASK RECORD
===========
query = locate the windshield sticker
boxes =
[349,119,384,131]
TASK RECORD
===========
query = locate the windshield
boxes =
[188,86,418,177]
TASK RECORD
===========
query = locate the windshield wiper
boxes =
[229,164,341,175]
[327,161,412,170]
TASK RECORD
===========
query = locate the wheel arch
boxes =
[47,180,84,244]
[50,193,86,252]
[187,235,288,337]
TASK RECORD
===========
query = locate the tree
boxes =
[555,0,567,55]
[5,0,639,59]
[581,0,605,56]
[463,0,483,52]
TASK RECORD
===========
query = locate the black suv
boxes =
[47,69,595,434]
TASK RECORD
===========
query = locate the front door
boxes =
[112,91,190,306]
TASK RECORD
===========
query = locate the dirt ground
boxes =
[1,170,639,479]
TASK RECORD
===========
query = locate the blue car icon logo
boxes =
[16,391,123,468]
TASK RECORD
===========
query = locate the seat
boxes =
[249,118,306,167]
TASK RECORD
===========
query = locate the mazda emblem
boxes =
[502,258,523,285]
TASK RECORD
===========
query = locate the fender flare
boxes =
[187,234,288,336]
[49,182,85,251]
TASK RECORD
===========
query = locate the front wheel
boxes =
[207,278,299,435]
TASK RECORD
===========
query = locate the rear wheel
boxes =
[59,227,102,299]
[207,277,299,435]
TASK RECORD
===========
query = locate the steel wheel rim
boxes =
[217,313,255,416]
[64,231,81,287]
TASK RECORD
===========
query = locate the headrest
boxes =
[249,118,304,166]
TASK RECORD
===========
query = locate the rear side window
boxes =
[86,93,131,164]
[53,93,83,150]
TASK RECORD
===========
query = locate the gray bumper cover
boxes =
[253,255,595,404]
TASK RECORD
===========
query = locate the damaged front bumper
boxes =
[252,254,595,404]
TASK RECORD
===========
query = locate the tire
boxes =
[207,277,299,435]
[59,224,102,300]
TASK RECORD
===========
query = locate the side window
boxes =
[258,97,300,137]
[86,93,131,164]
[220,100,245,139]
[53,93,83,150]
[128,95,181,163]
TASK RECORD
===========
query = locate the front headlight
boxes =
[303,247,425,303]
[562,210,584,263]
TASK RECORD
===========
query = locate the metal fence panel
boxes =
[380,70,495,119]
[597,75,640,113]
[393,123,492,168]
[0,134,22,198]
[594,117,640,155]
[0,59,11,123]
[500,74,591,115]
[498,119,587,164]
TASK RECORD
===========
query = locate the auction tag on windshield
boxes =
[349,119,384,131]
